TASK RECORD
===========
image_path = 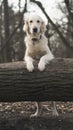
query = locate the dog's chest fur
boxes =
[28,50,46,59]
[28,42,46,59]
[25,35,48,59]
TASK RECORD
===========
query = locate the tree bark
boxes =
[3,0,12,62]
[0,59,73,102]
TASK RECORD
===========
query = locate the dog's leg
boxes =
[51,101,59,116]
[30,102,42,117]
[30,102,39,117]
[38,53,54,71]
[24,56,34,72]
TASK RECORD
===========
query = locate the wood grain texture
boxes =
[0,58,73,102]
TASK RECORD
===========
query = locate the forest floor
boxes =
[0,102,73,130]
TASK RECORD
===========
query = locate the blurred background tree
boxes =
[0,0,27,62]
[0,0,73,63]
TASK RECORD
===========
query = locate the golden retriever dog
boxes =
[23,13,58,117]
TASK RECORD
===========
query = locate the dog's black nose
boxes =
[33,28,37,33]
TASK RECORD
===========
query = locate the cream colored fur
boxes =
[23,13,54,72]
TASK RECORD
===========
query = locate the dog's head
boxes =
[23,14,46,36]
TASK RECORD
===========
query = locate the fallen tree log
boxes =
[0,58,73,102]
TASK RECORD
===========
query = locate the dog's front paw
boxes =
[38,61,45,71]
[27,63,34,72]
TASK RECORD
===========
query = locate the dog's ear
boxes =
[41,21,46,34]
[23,20,29,33]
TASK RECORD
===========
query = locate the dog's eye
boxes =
[37,20,40,23]
[30,20,33,23]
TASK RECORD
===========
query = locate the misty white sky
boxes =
[8,0,66,23]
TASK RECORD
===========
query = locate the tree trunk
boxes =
[0,59,73,102]
[3,0,11,62]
